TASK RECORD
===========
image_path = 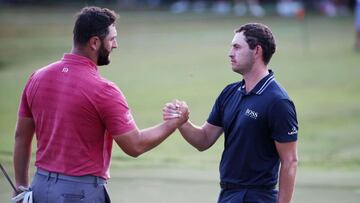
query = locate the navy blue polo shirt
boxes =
[208,70,298,187]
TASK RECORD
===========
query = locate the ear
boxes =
[89,36,101,51]
[254,45,263,59]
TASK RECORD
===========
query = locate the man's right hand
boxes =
[163,100,189,127]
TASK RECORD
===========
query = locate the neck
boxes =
[71,46,97,65]
[243,64,269,93]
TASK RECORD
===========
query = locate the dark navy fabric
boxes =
[218,188,278,203]
[208,70,298,189]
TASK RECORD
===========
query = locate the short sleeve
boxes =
[207,94,223,127]
[207,83,239,127]
[268,99,298,142]
[18,74,34,118]
[96,83,137,136]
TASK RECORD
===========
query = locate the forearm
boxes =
[178,121,209,151]
[138,119,178,154]
[13,136,32,187]
[277,160,298,203]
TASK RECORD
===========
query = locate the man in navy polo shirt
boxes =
[164,23,298,203]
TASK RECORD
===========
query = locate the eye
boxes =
[233,44,240,49]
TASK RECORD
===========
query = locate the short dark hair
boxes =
[73,6,118,46]
[235,23,276,65]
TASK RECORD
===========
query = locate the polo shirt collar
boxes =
[238,70,275,95]
[62,53,98,71]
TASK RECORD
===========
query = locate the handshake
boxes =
[162,100,190,128]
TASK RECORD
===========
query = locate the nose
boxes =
[228,48,234,58]
[113,39,118,49]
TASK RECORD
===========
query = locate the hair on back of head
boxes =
[73,6,118,46]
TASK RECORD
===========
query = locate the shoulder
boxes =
[224,81,242,90]
[94,78,127,102]
[97,76,122,93]
[261,79,296,111]
[263,80,297,114]
[215,81,242,103]
[25,61,63,86]
[265,79,291,100]
[220,81,242,96]
[32,61,62,77]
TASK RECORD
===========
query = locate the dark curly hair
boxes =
[73,6,118,46]
[235,23,276,65]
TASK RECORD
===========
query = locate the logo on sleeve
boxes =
[245,108,258,119]
[126,111,134,124]
[288,127,298,135]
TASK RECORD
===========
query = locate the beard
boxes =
[233,52,255,75]
[97,43,110,66]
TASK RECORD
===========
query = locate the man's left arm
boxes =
[275,141,298,203]
[13,117,35,189]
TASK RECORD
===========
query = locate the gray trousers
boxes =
[30,168,111,203]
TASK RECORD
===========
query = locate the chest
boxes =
[221,92,269,133]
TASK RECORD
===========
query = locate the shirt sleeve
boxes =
[96,83,137,136]
[268,99,298,142]
[18,74,34,118]
[207,84,237,127]
[207,93,223,127]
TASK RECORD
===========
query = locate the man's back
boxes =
[13,7,187,203]
[19,54,134,179]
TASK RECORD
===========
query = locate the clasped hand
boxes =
[163,100,189,127]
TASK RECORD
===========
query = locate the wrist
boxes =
[164,118,179,130]
[178,120,190,130]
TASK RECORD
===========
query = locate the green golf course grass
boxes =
[0,6,359,202]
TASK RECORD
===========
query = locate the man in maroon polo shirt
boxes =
[13,6,188,203]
